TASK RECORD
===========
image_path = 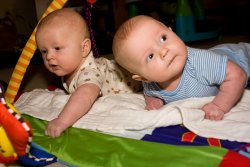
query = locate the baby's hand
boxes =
[201,102,225,121]
[145,96,164,110]
[45,118,68,138]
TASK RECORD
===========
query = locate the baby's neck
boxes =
[64,58,86,86]
[64,75,73,87]
[158,75,181,91]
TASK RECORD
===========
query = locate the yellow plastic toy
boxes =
[0,127,17,160]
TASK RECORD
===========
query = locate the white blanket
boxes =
[14,89,250,142]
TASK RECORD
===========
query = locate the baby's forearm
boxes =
[58,95,93,128]
[202,61,246,121]
[212,62,246,113]
[57,84,100,129]
[202,87,244,120]
[45,87,98,138]
[211,87,244,113]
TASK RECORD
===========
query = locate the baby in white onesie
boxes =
[35,8,141,138]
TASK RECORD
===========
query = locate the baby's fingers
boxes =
[45,125,62,138]
[205,111,224,121]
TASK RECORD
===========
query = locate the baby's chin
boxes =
[49,70,65,77]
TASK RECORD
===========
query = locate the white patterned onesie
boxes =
[62,51,142,96]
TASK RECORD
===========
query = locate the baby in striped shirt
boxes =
[112,15,250,121]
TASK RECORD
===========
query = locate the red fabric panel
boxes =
[219,150,250,167]
[0,102,31,156]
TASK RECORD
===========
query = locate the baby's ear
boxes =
[81,38,91,57]
[132,74,149,82]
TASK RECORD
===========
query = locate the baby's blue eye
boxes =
[160,35,167,43]
[147,53,154,62]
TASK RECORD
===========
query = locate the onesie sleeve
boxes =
[187,48,228,86]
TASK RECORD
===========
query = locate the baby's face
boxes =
[36,22,84,78]
[123,18,187,83]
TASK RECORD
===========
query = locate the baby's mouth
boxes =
[50,64,59,71]
[167,55,176,67]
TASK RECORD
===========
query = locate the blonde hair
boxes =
[36,8,90,39]
[112,15,153,74]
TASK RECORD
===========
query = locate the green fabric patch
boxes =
[24,114,227,167]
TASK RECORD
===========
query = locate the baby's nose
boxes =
[46,51,54,60]
[160,48,168,59]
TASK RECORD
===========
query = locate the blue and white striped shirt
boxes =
[144,42,250,103]
[143,47,229,103]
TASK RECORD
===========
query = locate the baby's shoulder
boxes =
[94,56,114,65]
[187,47,211,57]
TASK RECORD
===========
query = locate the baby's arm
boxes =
[144,95,164,110]
[45,83,100,138]
[202,60,247,120]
